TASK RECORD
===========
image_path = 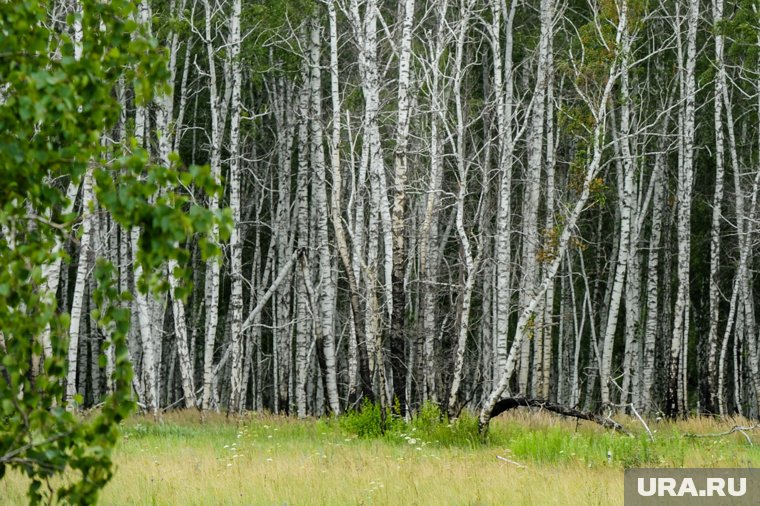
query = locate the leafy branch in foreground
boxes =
[0,0,225,503]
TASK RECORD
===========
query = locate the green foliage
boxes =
[339,399,395,438]
[409,401,443,434]
[338,401,480,447]
[0,0,222,503]
[501,424,670,467]
[239,0,317,83]
[720,0,760,63]
[407,404,481,448]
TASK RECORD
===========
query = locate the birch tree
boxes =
[200,0,224,411]
[666,0,699,418]
[390,0,417,416]
[480,0,629,431]
[308,16,341,415]
[228,0,245,413]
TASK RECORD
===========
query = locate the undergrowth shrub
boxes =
[338,400,480,447]
[339,399,389,438]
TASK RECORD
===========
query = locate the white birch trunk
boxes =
[667,0,698,416]
[480,4,627,430]
[518,0,553,394]
[228,0,245,413]
[446,1,476,416]
[641,155,666,412]
[707,0,726,412]
[389,0,416,415]
[65,169,93,409]
[41,181,79,362]
[133,227,158,416]
[308,17,341,415]
[419,0,450,403]
[492,0,517,389]
[599,14,634,406]
[201,0,223,411]
[295,65,311,418]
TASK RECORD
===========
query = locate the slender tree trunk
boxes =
[387,0,416,417]
[518,0,553,394]
[418,0,450,405]
[600,20,634,405]
[667,0,698,417]
[228,0,245,413]
[706,0,726,414]
[270,73,295,414]
[492,0,517,392]
[66,170,93,409]
[201,0,223,411]
[308,16,341,415]
[326,0,373,407]
[537,36,556,401]
[295,60,311,418]
[480,4,627,432]
[446,1,477,416]
[641,147,667,412]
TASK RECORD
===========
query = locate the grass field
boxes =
[4,408,760,505]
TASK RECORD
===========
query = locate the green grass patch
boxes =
[5,408,760,505]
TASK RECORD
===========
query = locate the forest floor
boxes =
[4,408,760,505]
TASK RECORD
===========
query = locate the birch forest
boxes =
[35,0,760,428]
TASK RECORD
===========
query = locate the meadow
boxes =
[4,407,760,505]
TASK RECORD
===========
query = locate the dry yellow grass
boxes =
[94,443,621,505]
[3,410,760,505]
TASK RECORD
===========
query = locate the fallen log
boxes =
[490,397,630,435]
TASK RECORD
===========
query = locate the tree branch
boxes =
[490,397,631,435]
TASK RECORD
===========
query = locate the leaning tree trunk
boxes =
[479,2,627,433]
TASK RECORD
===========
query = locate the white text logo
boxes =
[637,477,747,497]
